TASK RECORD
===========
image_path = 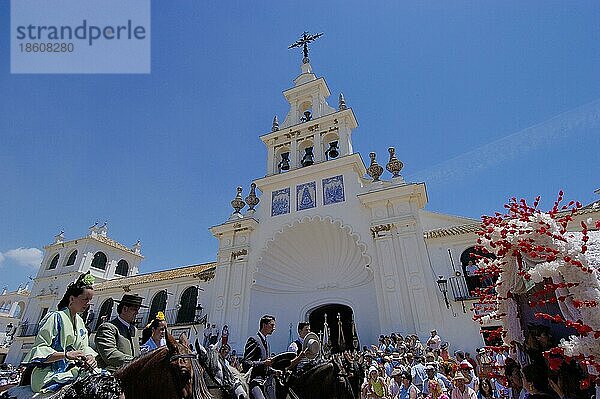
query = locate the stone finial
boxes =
[98,221,108,237]
[231,186,246,216]
[272,115,279,132]
[338,93,347,111]
[386,147,404,178]
[245,183,260,212]
[367,152,384,182]
[132,240,142,255]
[54,230,65,244]
[88,221,99,237]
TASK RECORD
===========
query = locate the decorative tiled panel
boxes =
[296,182,316,211]
[271,188,290,216]
[323,175,345,205]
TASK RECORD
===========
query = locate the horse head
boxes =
[114,333,210,399]
[165,333,198,398]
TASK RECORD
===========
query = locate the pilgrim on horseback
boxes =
[242,314,277,399]
[140,311,168,354]
[95,293,146,372]
[19,272,100,393]
[194,340,249,399]
[271,333,354,399]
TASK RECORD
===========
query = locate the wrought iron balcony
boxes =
[448,274,479,301]
[135,307,206,328]
[18,324,40,337]
[447,273,496,301]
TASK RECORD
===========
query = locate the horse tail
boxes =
[192,358,213,399]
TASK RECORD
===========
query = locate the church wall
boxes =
[425,234,490,352]
[243,164,378,352]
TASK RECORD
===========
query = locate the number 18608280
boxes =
[19,42,74,52]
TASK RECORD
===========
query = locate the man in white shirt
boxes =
[288,322,310,354]
[426,329,442,351]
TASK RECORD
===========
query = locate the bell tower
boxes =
[262,32,358,176]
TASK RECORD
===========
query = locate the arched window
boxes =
[148,291,167,325]
[298,140,314,167]
[323,132,341,160]
[176,287,198,324]
[91,252,108,270]
[13,302,24,318]
[115,260,129,276]
[95,298,114,331]
[460,247,496,296]
[48,254,59,270]
[65,250,78,266]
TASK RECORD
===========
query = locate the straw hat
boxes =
[302,332,321,360]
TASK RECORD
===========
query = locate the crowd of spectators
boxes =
[348,328,592,399]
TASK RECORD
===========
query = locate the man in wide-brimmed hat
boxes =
[452,374,477,399]
[95,294,147,372]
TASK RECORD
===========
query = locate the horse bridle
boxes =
[169,354,197,362]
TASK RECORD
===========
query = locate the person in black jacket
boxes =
[242,315,276,399]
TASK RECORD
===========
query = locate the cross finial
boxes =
[289,31,323,63]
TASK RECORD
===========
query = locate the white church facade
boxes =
[7,53,598,365]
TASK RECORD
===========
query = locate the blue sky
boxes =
[1,1,599,290]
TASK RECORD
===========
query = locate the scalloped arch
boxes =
[254,216,372,293]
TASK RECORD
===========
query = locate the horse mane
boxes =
[114,345,169,378]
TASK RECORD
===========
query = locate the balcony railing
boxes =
[448,275,478,301]
[18,324,40,337]
[448,274,496,301]
[135,307,206,328]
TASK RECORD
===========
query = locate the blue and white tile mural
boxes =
[323,175,345,205]
[296,182,316,211]
[271,187,290,216]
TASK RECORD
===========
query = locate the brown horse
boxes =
[115,333,211,399]
[1,333,210,399]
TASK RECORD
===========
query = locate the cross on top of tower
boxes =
[288,31,323,64]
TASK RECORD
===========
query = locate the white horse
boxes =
[194,340,248,399]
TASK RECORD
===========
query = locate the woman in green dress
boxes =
[22,272,98,393]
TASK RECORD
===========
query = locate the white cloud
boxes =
[0,247,43,269]
[409,98,600,185]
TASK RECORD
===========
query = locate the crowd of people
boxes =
[332,328,591,399]
[3,272,596,399]
[349,330,504,399]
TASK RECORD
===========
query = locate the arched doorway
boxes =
[176,287,198,325]
[308,303,357,354]
[95,298,114,331]
[460,246,495,295]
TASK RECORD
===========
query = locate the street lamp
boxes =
[437,276,450,309]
